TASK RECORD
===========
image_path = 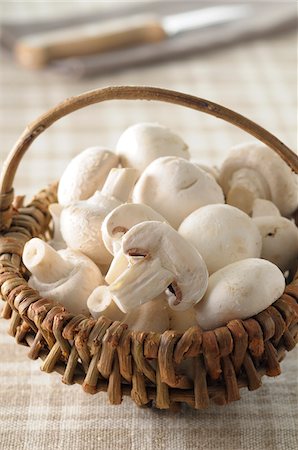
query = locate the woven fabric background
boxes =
[0,2,297,450]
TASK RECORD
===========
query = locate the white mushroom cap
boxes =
[251,199,281,218]
[124,294,169,333]
[102,203,166,255]
[60,168,138,266]
[179,204,262,274]
[194,258,285,330]
[58,147,119,206]
[23,238,104,316]
[116,122,190,174]
[87,285,124,321]
[253,216,298,272]
[109,221,208,313]
[219,142,298,216]
[133,157,224,229]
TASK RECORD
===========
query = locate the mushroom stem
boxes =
[87,286,123,321]
[101,168,138,202]
[251,199,281,218]
[168,306,197,332]
[23,238,73,284]
[124,295,169,332]
[105,250,128,285]
[49,203,65,250]
[227,168,270,214]
[109,258,173,313]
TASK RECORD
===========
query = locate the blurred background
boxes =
[0,0,297,200]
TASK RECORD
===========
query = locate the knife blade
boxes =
[14,4,251,69]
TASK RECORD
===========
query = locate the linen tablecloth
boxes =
[0,3,297,449]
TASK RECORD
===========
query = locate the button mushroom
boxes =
[219,142,298,216]
[194,258,285,330]
[133,156,224,229]
[58,146,119,206]
[87,285,124,321]
[101,202,167,284]
[23,238,104,316]
[60,168,138,266]
[253,215,298,273]
[178,204,262,274]
[109,221,208,313]
[116,122,190,175]
[124,294,169,333]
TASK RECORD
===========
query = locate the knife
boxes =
[14,4,251,69]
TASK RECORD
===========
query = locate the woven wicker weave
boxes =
[0,86,297,410]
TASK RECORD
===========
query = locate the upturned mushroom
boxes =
[219,142,298,216]
[116,122,190,175]
[48,203,66,250]
[23,238,104,316]
[124,294,169,332]
[109,221,208,313]
[253,215,298,272]
[87,285,124,321]
[58,146,119,206]
[102,203,166,255]
[60,168,138,266]
[179,204,262,274]
[133,156,224,229]
[101,203,166,284]
[194,258,285,330]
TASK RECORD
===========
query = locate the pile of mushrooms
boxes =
[22,123,298,333]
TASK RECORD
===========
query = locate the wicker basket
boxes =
[0,86,297,411]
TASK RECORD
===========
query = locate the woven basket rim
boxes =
[0,86,297,410]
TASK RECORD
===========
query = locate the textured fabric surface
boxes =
[0,3,297,449]
[0,319,297,450]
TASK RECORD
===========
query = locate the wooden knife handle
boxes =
[14,15,166,69]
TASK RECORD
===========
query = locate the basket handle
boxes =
[1,86,297,229]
